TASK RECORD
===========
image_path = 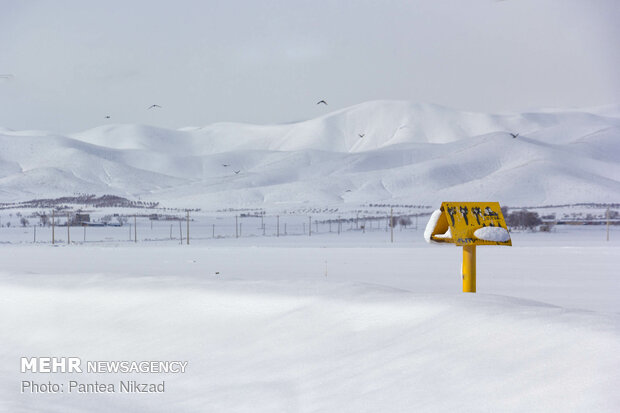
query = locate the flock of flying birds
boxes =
[0,81,521,144]
[0,78,522,176]
[102,98,520,178]
[101,100,342,177]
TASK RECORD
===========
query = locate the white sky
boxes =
[0,0,618,133]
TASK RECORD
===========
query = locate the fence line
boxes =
[0,210,430,245]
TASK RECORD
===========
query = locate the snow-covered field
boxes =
[1,225,618,412]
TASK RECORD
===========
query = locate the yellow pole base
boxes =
[462,244,476,293]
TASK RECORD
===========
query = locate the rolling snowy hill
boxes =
[1,101,619,208]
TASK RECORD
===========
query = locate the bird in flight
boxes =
[358,133,365,138]
[316,100,327,105]
[234,170,240,174]
[105,115,111,119]
[510,133,519,138]
[148,104,162,110]
[222,164,229,167]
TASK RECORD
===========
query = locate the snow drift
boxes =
[2,268,618,413]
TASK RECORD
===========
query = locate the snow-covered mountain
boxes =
[1,101,619,208]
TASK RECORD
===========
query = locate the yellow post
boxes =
[462,244,476,293]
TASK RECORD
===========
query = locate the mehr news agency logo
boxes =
[20,357,188,394]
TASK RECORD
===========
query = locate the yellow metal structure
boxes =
[427,202,511,292]
[462,244,476,292]
[430,202,511,246]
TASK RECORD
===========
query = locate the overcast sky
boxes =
[1,0,618,133]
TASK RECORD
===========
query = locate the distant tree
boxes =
[39,214,50,227]
[389,216,398,228]
[20,217,29,227]
[522,210,542,229]
[505,209,542,230]
[398,217,412,228]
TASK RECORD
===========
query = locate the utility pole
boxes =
[67,213,70,244]
[338,215,341,235]
[309,216,312,237]
[390,207,394,243]
[33,225,36,243]
[607,207,610,242]
[52,210,55,245]
[235,215,239,238]
[277,215,279,237]
[186,210,190,245]
[212,223,215,238]
[179,220,182,244]
[134,215,137,243]
[170,224,173,240]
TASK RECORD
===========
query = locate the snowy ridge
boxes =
[1,100,619,207]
